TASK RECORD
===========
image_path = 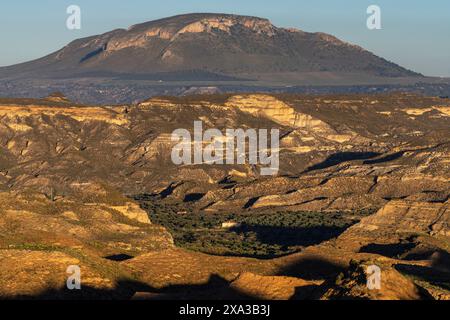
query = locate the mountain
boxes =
[1,13,420,81]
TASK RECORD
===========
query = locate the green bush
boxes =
[137,198,367,258]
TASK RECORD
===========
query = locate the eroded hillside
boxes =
[1,93,448,209]
[0,92,449,299]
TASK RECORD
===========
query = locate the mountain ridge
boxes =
[0,13,421,80]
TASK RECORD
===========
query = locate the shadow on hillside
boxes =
[243,197,260,209]
[304,152,381,172]
[183,193,205,202]
[430,250,450,271]
[4,279,151,300]
[394,264,450,291]
[291,284,326,300]
[231,224,351,249]
[363,151,405,165]
[277,256,346,281]
[359,242,416,259]
[104,254,135,262]
[3,275,256,301]
[144,274,255,300]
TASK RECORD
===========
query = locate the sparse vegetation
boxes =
[140,200,364,258]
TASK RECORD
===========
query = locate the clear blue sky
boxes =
[1,0,449,76]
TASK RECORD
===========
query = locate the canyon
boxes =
[0,92,448,299]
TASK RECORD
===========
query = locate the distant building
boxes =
[221,221,241,229]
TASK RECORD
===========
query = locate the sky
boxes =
[0,0,449,76]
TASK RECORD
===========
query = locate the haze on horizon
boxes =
[0,0,449,77]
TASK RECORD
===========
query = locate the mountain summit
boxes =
[1,13,420,80]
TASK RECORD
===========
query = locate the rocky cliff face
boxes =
[226,94,333,132]
[120,15,277,46]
